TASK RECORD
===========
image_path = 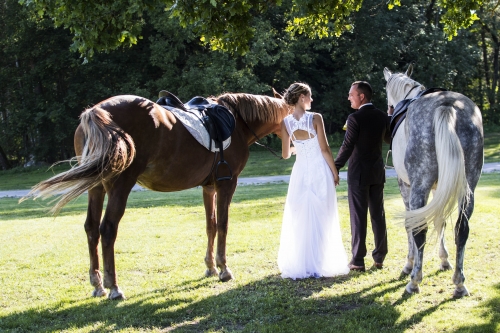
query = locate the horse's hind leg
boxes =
[203,185,218,277]
[100,176,137,300]
[438,220,453,271]
[453,193,473,297]
[85,185,107,297]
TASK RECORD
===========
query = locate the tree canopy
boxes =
[1,0,498,169]
[20,0,482,57]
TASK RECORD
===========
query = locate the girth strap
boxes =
[156,91,235,181]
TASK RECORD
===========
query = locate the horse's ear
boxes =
[272,87,283,99]
[405,64,414,77]
[383,68,392,81]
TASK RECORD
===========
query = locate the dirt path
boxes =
[1,162,499,198]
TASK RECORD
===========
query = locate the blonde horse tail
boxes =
[405,105,470,235]
[20,106,136,214]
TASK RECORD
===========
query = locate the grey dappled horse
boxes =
[384,66,484,297]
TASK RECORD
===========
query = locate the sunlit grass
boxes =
[1,174,499,332]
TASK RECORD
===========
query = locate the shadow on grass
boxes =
[451,283,500,333]
[2,270,492,332]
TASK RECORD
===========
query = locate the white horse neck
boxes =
[388,75,425,106]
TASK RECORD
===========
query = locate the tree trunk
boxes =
[481,21,499,106]
[481,27,490,89]
[0,144,11,170]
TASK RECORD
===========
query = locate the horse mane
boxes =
[386,73,425,106]
[216,93,291,123]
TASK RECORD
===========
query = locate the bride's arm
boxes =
[281,121,294,159]
[314,114,340,186]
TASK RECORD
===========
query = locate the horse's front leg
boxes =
[406,228,427,294]
[84,185,107,297]
[453,195,473,297]
[405,183,432,294]
[397,178,414,275]
[215,180,237,282]
[403,231,416,275]
[202,185,218,277]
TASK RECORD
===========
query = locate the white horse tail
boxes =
[405,105,470,235]
[20,107,136,214]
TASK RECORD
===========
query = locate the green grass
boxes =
[1,174,499,332]
[484,132,500,163]
[0,164,71,191]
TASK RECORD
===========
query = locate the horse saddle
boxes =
[157,91,235,145]
[390,87,447,148]
[156,90,236,181]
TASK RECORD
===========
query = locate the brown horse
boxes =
[22,93,291,300]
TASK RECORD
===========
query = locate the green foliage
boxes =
[388,0,482,38]
[0,0,495,167]
[20,0,484,57]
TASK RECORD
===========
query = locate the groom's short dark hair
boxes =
[352,81,373,101]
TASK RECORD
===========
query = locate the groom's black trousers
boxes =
[347,183,388,267]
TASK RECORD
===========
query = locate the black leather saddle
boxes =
[156,90,236,181]
[390,87,447,149]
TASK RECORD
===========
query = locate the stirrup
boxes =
[215,160,233,181]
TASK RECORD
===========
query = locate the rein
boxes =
[385,150,394,169]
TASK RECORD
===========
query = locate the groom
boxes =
[334,81,391,272]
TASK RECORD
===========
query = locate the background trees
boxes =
[0,0,493,168]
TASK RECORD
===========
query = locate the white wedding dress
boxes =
[278,112,349,279]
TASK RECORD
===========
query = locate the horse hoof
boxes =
[402,266,412,275]
[219,268,234,282]
[205,268,218,277]
[453,287,470,298]
[108,288,126,300]
[440,263,453,271]
[92,287,107,297]
[405,282,420,294]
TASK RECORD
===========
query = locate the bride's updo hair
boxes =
[283,82,311,106]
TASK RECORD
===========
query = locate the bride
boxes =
[278,82,349,279]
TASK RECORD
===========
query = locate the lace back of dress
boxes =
[285,112,316,141]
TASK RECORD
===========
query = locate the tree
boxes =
[20,0,482,58]
[475,1,500,123]
[0,0,160,166]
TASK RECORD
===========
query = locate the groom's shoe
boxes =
[373,262,384,269]
[348,263,366,272]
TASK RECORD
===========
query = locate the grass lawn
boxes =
[0,173,499,332]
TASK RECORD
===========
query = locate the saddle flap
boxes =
[205,105,236,142]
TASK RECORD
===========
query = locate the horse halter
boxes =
[387,83,423,109]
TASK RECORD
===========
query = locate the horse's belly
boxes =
[393,119,410,185]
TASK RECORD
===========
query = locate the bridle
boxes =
[215,97,284,159]
[387,81,424,109]
[386,81,424,169]
[233,109,283,159]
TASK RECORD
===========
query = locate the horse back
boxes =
[406,90,483,180]
[77,95,236,191]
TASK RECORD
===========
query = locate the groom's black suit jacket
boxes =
[334,104,391,185]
